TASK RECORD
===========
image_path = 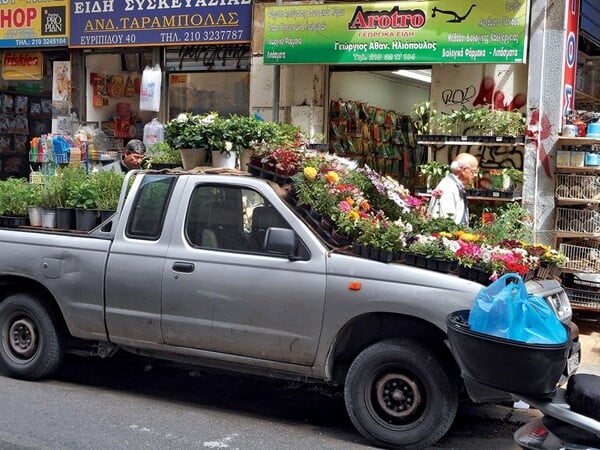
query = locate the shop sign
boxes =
[264,1,530,65]
[1,51,44,80]
[0,1,68,48]
[69,0,252,48]
[562,0,580,116]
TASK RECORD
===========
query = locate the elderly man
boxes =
[101,139,146,173]
[427,152,479,226]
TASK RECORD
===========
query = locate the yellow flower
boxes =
[348,210,360,220]
[457,231,479,242]
[325,171,339,183]
[439,231,453,238]
[304,167,317,180]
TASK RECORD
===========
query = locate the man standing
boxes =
[101,139,146,173]
[427,153,479,226]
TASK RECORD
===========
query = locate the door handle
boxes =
[172,262,195,273]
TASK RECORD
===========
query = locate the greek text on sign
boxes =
[70,0,252,47]
[264,0,530,65]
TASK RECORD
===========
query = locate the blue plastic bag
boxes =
[468,273,567,344]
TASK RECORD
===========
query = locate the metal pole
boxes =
[272,0,283,122]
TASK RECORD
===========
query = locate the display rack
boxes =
[554,135,600,312]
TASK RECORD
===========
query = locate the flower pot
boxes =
[56,207,75,230]
[212,150,237,169]
[75,209,99,231]
[2,215,28,227]
[378,249,394,263]
[415,254,428,268]
[28,206,43,227]
[42,209,57,228]
[426,257,439,271]
[457,265,470,279]
[99,209,116,222]
[320,217,334,232]
[331,230,351,246]
[180,148,207,170]
[352,241,363,256]
[239,148,253,172]
[368,247,380,260]
[403,252,417,266]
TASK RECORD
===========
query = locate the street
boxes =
[0,313,597,450]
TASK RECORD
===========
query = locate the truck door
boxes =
[105,174,177,344]
[162,182,327,366]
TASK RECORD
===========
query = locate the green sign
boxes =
[264,1,529,65]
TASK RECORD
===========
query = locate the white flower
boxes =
[224,141,233,151]
[176,113,188,123]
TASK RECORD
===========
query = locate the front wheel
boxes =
[344,339,458,450]
[0,293,65,380]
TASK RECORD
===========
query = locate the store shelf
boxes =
[557,136,600,146]
[417,140,524,147]
[555,165,600,173]
[556,197,600,205]
[575,90,600,106]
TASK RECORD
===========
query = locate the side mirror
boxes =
[264,227,296,257]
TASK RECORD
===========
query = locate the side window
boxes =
[185,185,291,253]
[126,175,175,240]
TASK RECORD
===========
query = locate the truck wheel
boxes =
[0,293,65,380]
[344,339,458,450]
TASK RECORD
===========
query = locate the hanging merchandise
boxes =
[139,65,162,112]
[143,118,164,147]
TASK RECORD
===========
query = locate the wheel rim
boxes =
[367,365,426,428]
[5,315,39,361]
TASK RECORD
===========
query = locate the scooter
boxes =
[513,374,600,449]
[446,310,600,450]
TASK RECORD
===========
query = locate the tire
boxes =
[344,339,458,450]
[0,293,65,380]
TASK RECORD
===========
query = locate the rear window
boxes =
[126,175,176,240]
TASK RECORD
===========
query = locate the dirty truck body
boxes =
[0,171,575,450]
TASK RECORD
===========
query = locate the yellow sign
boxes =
[2,52,43,80]
[0,1,68,48]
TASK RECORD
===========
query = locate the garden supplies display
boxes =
[328,99,415,178]
[30,134,81,165]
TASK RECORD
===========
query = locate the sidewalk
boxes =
[576,314,600,375]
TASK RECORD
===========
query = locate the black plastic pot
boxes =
[75,209,99,231]
[56,207,76,230]
[446,310,570,398]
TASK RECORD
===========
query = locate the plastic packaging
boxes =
[468,273,568,344]
[143,118,164,146]
[139,65,162,112]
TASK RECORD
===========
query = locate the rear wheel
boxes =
[0,293,65,380]
[344,339,458,450]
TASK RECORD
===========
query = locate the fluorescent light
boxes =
[392,69,431,84]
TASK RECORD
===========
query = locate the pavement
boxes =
[575,312,600,375]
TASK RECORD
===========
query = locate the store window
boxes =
[166,44,251,119]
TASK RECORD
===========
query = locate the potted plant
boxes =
[165,112,219,169]
[143,141,182,170]
[93,170,125,221]
[417,161,450,190]
[411,101,436,138]
[52,166,86,229]
[68,178,100,231]
[27,182,44,227]
[0,177,32,227]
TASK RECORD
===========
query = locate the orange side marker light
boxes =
[348,281,362,291]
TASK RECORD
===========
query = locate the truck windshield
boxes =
[126,175,176,240]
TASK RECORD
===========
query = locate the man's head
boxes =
[451,153,479,187]
[122,139,146,170]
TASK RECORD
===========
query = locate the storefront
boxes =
[0,1,69,179]
[68,0,253,164]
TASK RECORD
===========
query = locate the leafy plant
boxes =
[0,177,32,216]
[472,202,534,244]
[412,101,436,135]
[92,170,125,210]
[143,142,182,168]
[418,161,450,187]
[68,179,99,210]
[164,112,220,150]
[52,166,87,208]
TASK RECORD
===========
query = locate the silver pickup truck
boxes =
[0,170,576,449]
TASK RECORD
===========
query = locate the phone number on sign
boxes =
[158,30,246,43]
[15,37,67,46]
[170,30,246,43]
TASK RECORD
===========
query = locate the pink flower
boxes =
[338,200,352,212]
[431,188,443,198]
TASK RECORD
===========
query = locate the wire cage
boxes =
[559,238,600,272]
[555,174,600,200]
[561,272,600,312]
[555,207,600,233]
